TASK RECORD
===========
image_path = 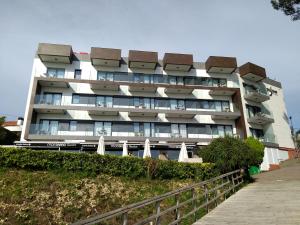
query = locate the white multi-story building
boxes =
[19,43,295,170]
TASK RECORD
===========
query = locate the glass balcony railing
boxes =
[34,95,62,105]
[256,134,277,144]
[29,124,235,139]
[244,87,268,96]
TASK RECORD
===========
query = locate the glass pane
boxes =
[72,94,80,104]
[215,101,222,111]
[49,121,58,135]
[94,122,103,136]
[144,98,151,109]
[106,72,113,81]
[144,123,151,137]
[104,122,111,136]
[177,77,184,85]
[179,124,187,137]
[169,76,176,85]
[225,126,233,136]
[106,97,113,108]
[222,101,230,111]
[57,69,65,78]
[96,96,105,107]
[211,125,218,135]
[47,68,56,77]
[70,121,77,131]
[97,71,106,80]
[53,94,62,105]
[218,125,225,137]
[170,99,177,110]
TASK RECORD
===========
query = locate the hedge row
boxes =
[0,147,217,180]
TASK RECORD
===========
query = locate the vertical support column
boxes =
[192,188,197,221]
[174,194,180,224]
[203,184,209,213]
[122,212,128,225]
[155,200,161,225]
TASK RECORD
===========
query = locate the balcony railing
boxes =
[34,96,239,114]
[29,124,235,139]
[258,134,277,144]
[37,71,241,88]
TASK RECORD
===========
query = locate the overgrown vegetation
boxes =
[197,136,264,173]
[0,168,194,225]
[0,147,217,180]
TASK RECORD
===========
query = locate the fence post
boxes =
[203,184,209,213]
[155,200,161,225]
[122,212,128,225]
[174,194,180,225]
[231,173,236,193]
[192,188,197,221]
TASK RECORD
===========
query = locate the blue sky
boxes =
[0,0,299,128]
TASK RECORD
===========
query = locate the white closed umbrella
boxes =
[97,136,105,155]
[178,142,188,162]
[122,141,128,156]
[143,138,151,158]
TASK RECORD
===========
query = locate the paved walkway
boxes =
[194,159,300,225]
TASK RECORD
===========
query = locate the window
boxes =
[112,123,134,132]
[250,128,264,139]
[59,122,69,131]
[187,124,210,135]
[186,100,199,109]
[97,71,114,81]
[70,121,77,131]
[77,122,94,132]
[74,69,81,79]
[47,68,65,78]
[72,94,95,105]
[72,94,80,104]
[155,99,170,108]
[246,105,261,118]
[113,97,133,107]
[43,93,62,105]
[155,124,171,133]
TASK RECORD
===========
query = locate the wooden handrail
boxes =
[72,169,244,225]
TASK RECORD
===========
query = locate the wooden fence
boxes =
[72,169,244,225]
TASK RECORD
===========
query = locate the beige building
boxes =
[19,43,295,170]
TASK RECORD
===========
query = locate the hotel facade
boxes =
[19,43,295,170]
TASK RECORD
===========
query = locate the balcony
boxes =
[205,56,237,74]
[211,107,241,120]
[163,53,193,71]
[248,111,274,125]
[128,83,157,93]
[128,50,158,69]
[37,43,73,64]
[209,87,237,96]
[90,47,121,67]
[90,80,119,91]
[165,85,194,95]
[244,88,270,103]
[239,62,266,82]
[128,111,158,117]
[165,110,197,119]
[254,134,279,147]
[38,77,69,88]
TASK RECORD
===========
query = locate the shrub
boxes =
[244,137,264,166]
[197,136,252,173]
[0,147,217,180]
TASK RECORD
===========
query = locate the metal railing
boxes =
[72,169,244,225]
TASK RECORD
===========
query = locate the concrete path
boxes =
[194,159,300,225]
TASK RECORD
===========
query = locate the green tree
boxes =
[198,136,265,173]
[271,0,300,20]
[197,136,251,173]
